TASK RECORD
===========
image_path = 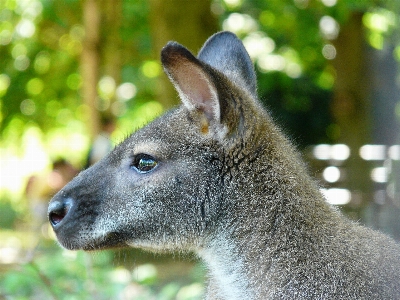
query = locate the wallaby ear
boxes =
[161,32,255,140]
[161,41,222,130]
[198,31,257,98]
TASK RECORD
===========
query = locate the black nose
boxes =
[48,197,73,227]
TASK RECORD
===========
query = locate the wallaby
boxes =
[48,31,400,299]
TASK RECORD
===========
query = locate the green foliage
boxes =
[0,247,204,299]
[0,200,18,229]
[0,0,154,137]
[257,72,333,147]
[215,0,336,145]
[1,1,77,134]
[213,0,400,146]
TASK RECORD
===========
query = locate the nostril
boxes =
[49,210,66,226]
[48,198,73,227]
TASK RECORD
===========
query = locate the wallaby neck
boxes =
[198,190,341,300]
[197,119,342,299]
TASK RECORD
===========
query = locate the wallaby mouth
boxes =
[48,197,73,227]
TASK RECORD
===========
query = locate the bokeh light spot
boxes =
[67,73,82,90]
[34,51,51,74]
[321,0,337,7]
[141,61,161,78]
[59,33,82,56]
[323,166,341,183]
[26,77,44,95]
[371,167,388,183]
[16,19,35,38]
[243,32,275,60]
[319,16,340,40]
[0,74,11,97]
[11,43,27,58]
[317,69,335,89]
[294,0,309,9]
[20,99,36,115]
[116,82,137,101]
[258,54,285,72]
[367,32,384,50]
[223,0,243,9]
[359,145,386,160]
[98,76,116,100]
[223,13,257,35]
[259,10,275,27]
[321,188,351,205]
[14,55,30,71]
[363,11,394,33]
[322,44,336,60]
[19,0,43,19]
[70,24,85,41]
[0,28,12,45]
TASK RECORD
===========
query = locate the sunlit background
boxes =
[1,0,399,298]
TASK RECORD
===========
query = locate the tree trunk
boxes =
[81,0,101,139]
[102,0,122,116]
[149,0,218,108]
[331,12,372,218]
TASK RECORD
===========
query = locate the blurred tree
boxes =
[81,0,122,138]
[81,0,101,138]
[102,0,122,93]
[0,0,155,154]
[0,0,81,136]
[149,0,219,108]
[331,12,372,211]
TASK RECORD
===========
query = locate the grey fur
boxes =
[48,31,400,300]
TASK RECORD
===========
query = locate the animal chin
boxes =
[56,230,127,251]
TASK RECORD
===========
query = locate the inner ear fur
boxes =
[161,41,243,140]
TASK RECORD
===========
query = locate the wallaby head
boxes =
[48,32,400,299]
[48,31,268,251]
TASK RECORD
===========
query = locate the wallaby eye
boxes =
[131,154,158,173]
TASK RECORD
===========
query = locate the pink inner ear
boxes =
[172,62,220,123]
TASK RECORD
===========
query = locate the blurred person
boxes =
[25,159,78,231]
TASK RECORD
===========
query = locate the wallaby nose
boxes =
[48,197,73,227]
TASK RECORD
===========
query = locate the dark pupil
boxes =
[138,157,157,172]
